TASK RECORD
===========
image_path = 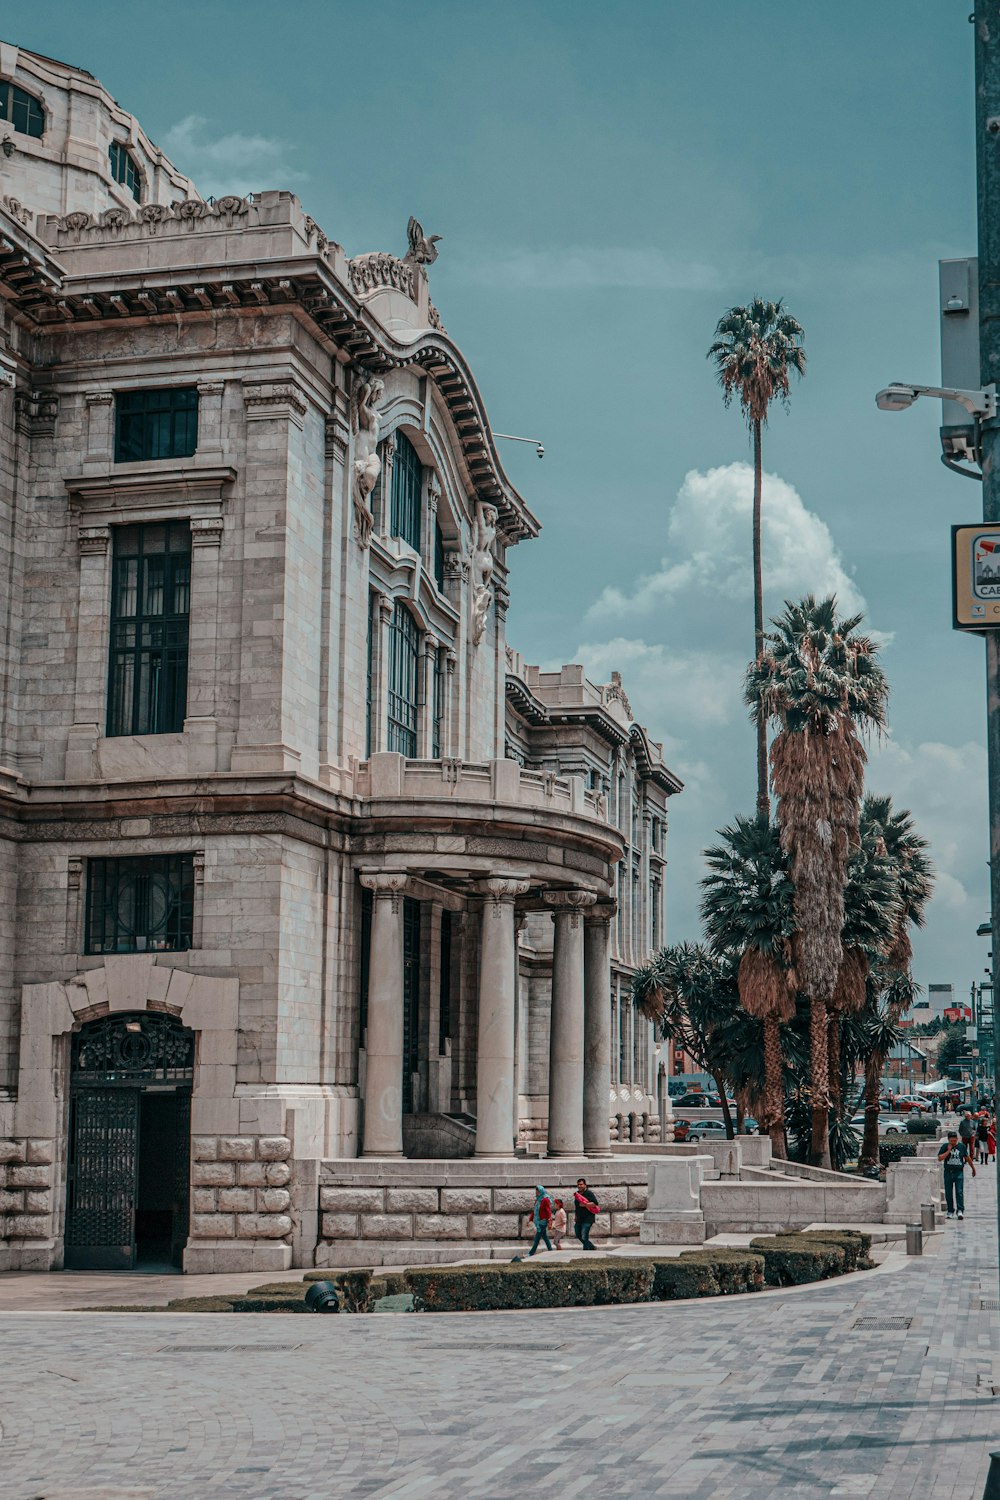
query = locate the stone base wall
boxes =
[0,1136,55,1270]
[316,1157,652,1268]
[185,1133,294,1273]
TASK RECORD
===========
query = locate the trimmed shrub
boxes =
[231,1297,312,1313]
[905,1115,940,1137]
[164,1295,237,1312]
[652,1249,764,1301]
[749,1234,848,1286]
[879,1140,917,1166]
[339,1269,375,1314]
[788,1229,874,1271]
[405,1258,654,1313]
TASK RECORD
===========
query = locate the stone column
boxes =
[360,873,409,1157]
[583,906,613,1157]
[475,877,529,1157]
[546,891,596,1157]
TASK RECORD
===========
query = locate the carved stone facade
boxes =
[0,42,681,1273]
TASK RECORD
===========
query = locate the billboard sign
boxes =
[953,523,1000,630]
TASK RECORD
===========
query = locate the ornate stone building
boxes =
[0,42,680,1273]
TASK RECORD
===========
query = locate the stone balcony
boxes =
[355,752,603,820]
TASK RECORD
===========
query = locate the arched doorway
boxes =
[65,1012,194,1270]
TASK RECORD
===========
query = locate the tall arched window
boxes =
[390,432,422,552]
[0,81,44,138]
[109,141,142,202]
[386,601,419,756]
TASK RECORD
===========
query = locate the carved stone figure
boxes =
[471,502,498,645]
[405,216,442,265]
[350,377,385,547]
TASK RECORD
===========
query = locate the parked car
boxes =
[848,1112,905,1137]
[675,1093,714,1109]
[685,1119,754,1141]
[890,1095,931,1113]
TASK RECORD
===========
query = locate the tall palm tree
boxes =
[700,814,796,1158]
[747,596,889,1168]
[707,299,806,819]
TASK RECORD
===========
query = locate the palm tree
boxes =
[747,596,889,1168]
[633,944,746,1139]
[707,298,806,819]
[700,814,796,1158]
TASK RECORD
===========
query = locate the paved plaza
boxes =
[0,1175,998,1498]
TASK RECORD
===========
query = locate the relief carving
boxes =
[471,502,498,645]
[350,376,384,548]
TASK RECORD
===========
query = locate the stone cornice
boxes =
[0,227,538,541]
[64,463,237,507]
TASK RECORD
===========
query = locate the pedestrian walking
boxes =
[938,1130,975,1219]
[976,1113,990,1166]
[551,1198,567,1250]
[959,1110,976,1156]
[989,1116,996,1164]
[527,1184,553,1255]
[573,1178,600,1250]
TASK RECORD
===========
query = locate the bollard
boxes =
[905,1223,923,1256]
[982,1449,1000,1499]
[920,1202,936,1232]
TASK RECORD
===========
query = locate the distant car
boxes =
[892,1095,931,1113]
[675,1093,714,1109]
[849,1112,905,1137]
[686,1119,742,1142]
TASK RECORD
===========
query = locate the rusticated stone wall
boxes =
[0,1137,55,1268]
[188,1134,294,1258]
[315,1158,653,1268]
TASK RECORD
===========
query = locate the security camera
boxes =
[536,444,544,459]
[989,117,1000,134]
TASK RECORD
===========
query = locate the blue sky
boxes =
[16,2,989,999]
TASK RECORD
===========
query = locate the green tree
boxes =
[707,298,806,819]
[699,814,796,1157]
[936,1023,967,1077]
[633,944,751,1138]
[747,596,889,1168]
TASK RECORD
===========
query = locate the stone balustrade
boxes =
[357,753,603,821]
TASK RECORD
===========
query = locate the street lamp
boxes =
[493,432,545,459]
[874,382,996,417]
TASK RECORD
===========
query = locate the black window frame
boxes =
[114,386,198,464]
[108,140,141,203]
[389,431,422,552]
[0,81,44,138]
[433,519,446,592]
[107,522,191,738]
[431,647,445,760]
[386,600,419,757]
[85,853,195,955]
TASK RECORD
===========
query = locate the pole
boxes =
[974,0,1000,1300]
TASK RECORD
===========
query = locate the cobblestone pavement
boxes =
[3,1178,1000,1499]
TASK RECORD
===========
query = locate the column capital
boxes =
[545,889,597,930]
[584,901,616,927]
[477,876,530,916]
[360,871,409,912]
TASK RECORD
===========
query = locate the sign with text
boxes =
[953,523,1000,630]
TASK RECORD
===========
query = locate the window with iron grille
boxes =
[108,141,141,202]
[359,885,373,1038]
[386,601,418,757]
[0,81,44,137]
[107,523,190,738]
[85,853,194,955]
[433,520,446,591]
[438,909,452,1052]
[115,387,198,463]
[431,648,444,759]
[365,592,376,756]
[651,877,661,951]
[389,431,422,552]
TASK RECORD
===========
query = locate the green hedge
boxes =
[905,1115,940,1137]
[750,1233,849,1286]
[879,1139,918,1165]
[652,1249,764,1301]
[406,1258,655,1312]
[406,1251,766,1312]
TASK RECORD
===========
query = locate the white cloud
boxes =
[162,115,307,199]
[454,246,721,291]
[589,462,868,622]
[569,636,745,735]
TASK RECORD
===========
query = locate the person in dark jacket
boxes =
[573,1177,599,1250]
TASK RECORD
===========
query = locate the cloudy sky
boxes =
[18,1,989,997]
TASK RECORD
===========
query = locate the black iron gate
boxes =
[65,1012,194,1271]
